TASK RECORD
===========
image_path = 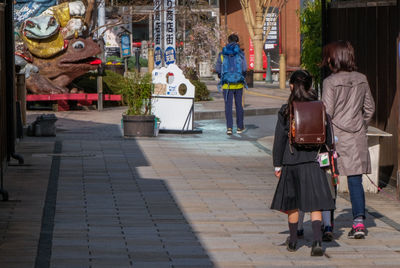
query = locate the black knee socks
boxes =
[288,222,298,243]
[312,220,322,242]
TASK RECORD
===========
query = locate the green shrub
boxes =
[298,0,328,89]
[103,70,129,94]
[191,79,211,101]
[71,70,128,95]
[119,72,153,116]
[183,67,199,81]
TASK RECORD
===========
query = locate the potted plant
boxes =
[119,71,155,137]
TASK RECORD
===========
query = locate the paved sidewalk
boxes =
[0,84,400,267]
[194,81,290,120]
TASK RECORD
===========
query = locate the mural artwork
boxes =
[14,0,101,94]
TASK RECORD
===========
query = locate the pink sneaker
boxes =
[348,223,366,239]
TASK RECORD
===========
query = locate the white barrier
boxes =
[337,126,392,193]
[152,64,195,131]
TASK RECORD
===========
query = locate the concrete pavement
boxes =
[1,83,400,267]
[194,81,289,120]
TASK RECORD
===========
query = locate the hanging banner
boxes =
[154,0,163,68]
[249,38,254,69]
[263,7,280,69]
[163,0,176,65]
[120,33,132,57]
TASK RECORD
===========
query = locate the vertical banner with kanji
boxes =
[154,0,163,68]
[163,0,176,65]
[263,8,279,69]
[249,38,255,69]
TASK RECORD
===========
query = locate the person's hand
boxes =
[274,167,282,179]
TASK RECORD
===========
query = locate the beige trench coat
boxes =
[322,71,375,176]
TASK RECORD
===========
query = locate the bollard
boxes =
[135,49,141,73]
[148,47,154,73]
[279,54,286,89]
[265,52,273,84]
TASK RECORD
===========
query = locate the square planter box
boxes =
[123,114,155,137]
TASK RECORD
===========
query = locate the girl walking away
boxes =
[270,70,335,256]
[321,41,375,239]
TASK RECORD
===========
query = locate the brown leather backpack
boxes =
[289,101,326,146]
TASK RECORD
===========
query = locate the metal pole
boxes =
[224,0,227,29]
[97,0,105,111]
[279,54,286,89]
[124,58,128,74]
[148,13,154,73]
[265,52,273,83]
[135,49,140,73]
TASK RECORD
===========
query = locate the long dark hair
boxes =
[284,70,316,118]
[322,40,357,73]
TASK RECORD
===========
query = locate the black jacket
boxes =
[273,104,333,167]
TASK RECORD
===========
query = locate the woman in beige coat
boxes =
[322,41,375,240]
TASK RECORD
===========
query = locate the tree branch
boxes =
[85,0,96,27]
[262,0,287,44]
[240,0,255,39]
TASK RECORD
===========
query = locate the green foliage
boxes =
[299,0,322,89]
[183,67,199,81]
[191,79,211,101]
[183,67,211,101]
[119,72,153,116]
[72,70,128,95]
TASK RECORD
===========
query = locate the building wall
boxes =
[327,1,399,185]
[220,0,301,69]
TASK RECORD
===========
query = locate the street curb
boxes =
[194,107,280,120]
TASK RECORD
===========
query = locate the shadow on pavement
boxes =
[0,116,215,268]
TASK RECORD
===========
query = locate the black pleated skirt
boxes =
[270,162,335,212]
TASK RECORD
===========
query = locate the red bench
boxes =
[26,93,122,111]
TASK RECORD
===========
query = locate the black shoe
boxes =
[311,241,323,256]
[322,226,334,242]
[297,229,304,238]
[285,237,297,252]
[226,128,233,135]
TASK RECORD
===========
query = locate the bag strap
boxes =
[288,104,294,154]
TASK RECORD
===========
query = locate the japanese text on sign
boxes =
[263,7,279,49]
[164,0,176,65]
[154,0,163,68]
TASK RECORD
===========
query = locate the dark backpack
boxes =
[220,44,245,85]
[289,101,326,147]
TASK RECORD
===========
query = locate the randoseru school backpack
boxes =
[221,45,245,85]
[289,101,326,147]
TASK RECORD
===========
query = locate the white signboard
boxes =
[104,22,120,48]
[152,64,195,131]
[163,0,176,65]
[154,0,163,68]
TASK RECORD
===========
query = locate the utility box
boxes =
[27,114,58,137]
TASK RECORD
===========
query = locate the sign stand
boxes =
[152,64,202,134]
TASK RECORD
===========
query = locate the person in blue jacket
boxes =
[216,34,247,135]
